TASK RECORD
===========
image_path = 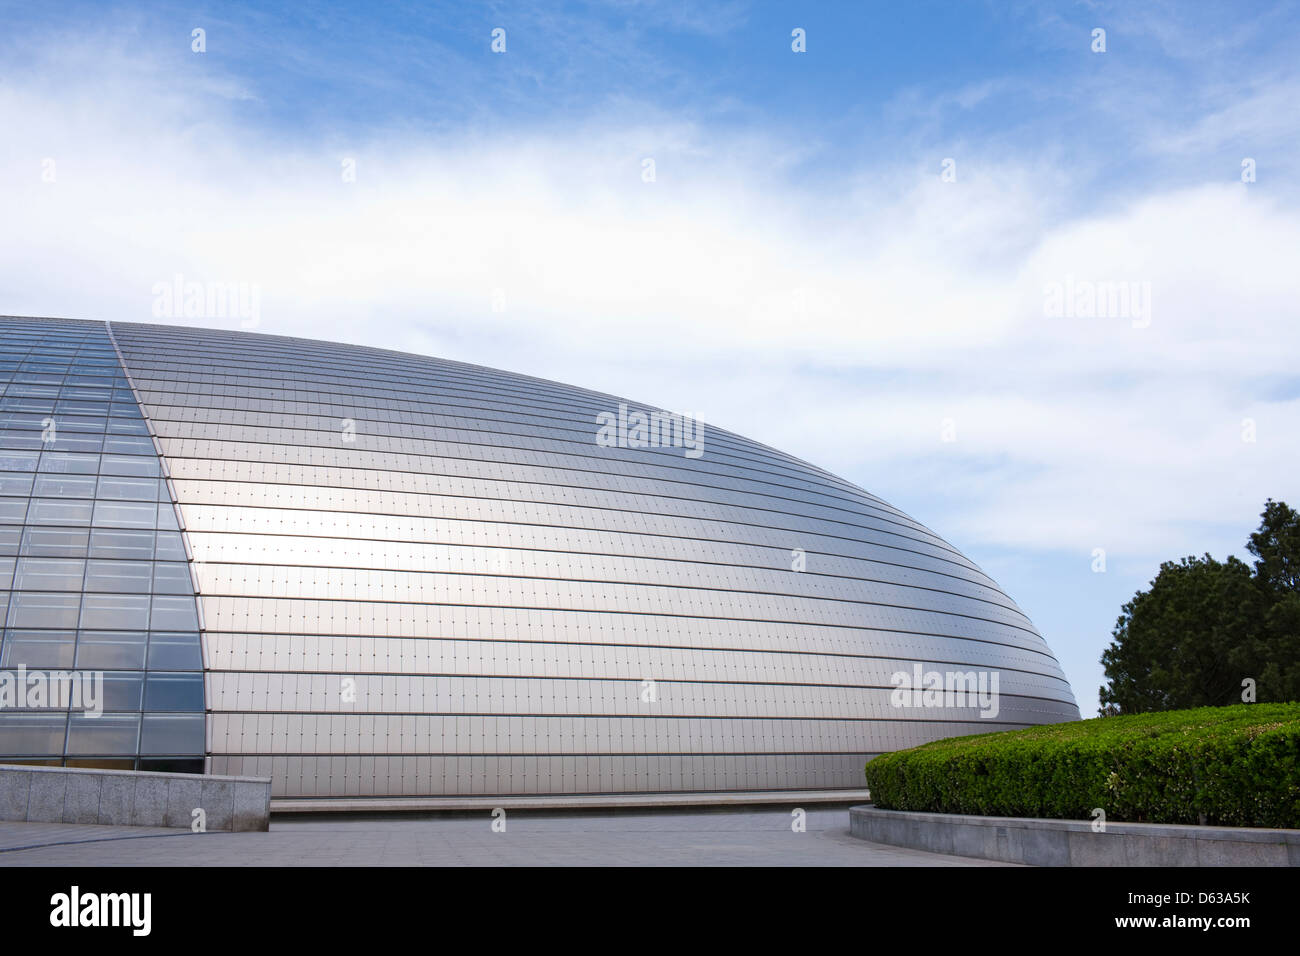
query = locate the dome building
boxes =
[0,316,1078,800]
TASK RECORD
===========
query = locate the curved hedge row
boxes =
[864,703,1300,828]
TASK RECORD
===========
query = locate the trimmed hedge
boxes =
[863,703,1300,828]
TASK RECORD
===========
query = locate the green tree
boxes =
[1247,499,1300,701]
[1248,498,1300,592]
[1099,500,1300,713]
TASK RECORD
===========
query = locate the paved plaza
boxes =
[0,806,1010,866]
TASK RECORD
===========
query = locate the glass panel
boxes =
[79,593,150,630]
[37,452,99,474]
[83,559,152,592]
[0,714,67,755]
[89,528,155,560]
[20,527,89,558]
[75,630,148,669]
[91,500,156,529]
[144,673,204,712]
[106,418,150,436]
[139,714,204,754]
[150,595,198,631]
[11,557,84,591]
[65,714,140,755]
[0,498,28,523]
[58,416,109,434]
[98,454,159,478]
[102,435,154,455]
[5,592,81,630]
[0,629,78,668]
[48,434,103,453]
[2,387,57,401]
[155,502,180,531]
[32,474,97,498]
[99,672,145,711]
[151,562,193,595]
[152,531,186,561]
[146,632,202,670]
[0,431,41,450]
[0,451,39,472]
[66,374,113,388]
[59,390,109,405]
[0,473,34,496]
[96,476,160,501]
[26,498,94,525]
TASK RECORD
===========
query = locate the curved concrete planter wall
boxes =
[0,764,270,832]
[850,805,1300,866]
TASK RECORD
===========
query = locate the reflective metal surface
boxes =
[3,316,1079,796]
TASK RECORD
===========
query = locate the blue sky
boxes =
[3,1,1299,714]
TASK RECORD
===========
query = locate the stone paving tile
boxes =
[0,808,1015,866]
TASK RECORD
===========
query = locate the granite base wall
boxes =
[0,764,270,832]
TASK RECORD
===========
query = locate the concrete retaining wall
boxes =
[0,764,271,832]
[850,805,1300,866]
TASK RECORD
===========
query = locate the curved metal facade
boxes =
[3,316,1078,798]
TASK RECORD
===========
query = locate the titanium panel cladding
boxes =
[2,316,1080,798]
